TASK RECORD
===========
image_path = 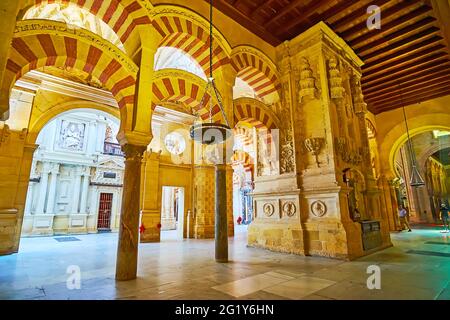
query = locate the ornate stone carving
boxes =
[335,137,362,166]
[280,129,295,174]
[351,75,367,114]
[298,57,317,102]
[57,121,85,151]
[122,144,147,161]
[328,58,345,99]
[282,201,296,217]
[304,137,325,167]
[311,200,327,217]
[263,203,275,217]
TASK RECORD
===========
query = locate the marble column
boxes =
[79,168,90,214]
[116,144,147,281]
[215,160,228,263]
[45,164,60,214]
[36,163,50,214]
[71,166,83,214]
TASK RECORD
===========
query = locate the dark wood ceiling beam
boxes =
[340,0,425,40]
[365,75,450,103]
[366,79,450,105]
[356,18,437,56]
[265,0,311,27]
[362,59,450,89]
[362,63,450,92]
[250,0,277,19]
[331,0,391,31]
[364,70,450,100]
[373,86,450,110]
[268,0,329,34]
[361,27,441,60]
[362,55,449,84]
[210,0,280,46]
[349,6,433,48]
[275,0,361,39]
[374,89,450,113]
[363,35,443,66]
[362,44,446,74]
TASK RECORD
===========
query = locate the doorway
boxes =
[160,186,185,241]
[97,193,113,231]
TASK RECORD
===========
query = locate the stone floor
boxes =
[0,224,449,300]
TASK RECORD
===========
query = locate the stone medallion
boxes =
[263,203,275,217]
[311,200,327,217]
[282,201,296,217]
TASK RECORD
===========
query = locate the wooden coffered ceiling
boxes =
[211,0,450,114]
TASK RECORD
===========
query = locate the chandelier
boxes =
[400,86,425,187]
[189,0,232,145]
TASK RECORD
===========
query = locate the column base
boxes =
[67,214,88,234]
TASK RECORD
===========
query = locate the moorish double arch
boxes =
[233,97,280,130]
[152,69,224,122]
[231,46,281,105]
[152,5,231,77]
[18,0,151,55]
[2,19,139,132]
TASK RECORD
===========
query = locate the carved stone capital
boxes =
[122,144,147,161]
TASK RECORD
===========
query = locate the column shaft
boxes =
[46,165,59,214]
[79,172,90,214]
[215,163,228,262]
[116,144,146,281]
[71,168,82,213]
[36,166,49,214]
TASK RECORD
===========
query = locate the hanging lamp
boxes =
[189,0,232,145]
[399,86,425,187]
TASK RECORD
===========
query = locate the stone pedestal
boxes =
[31,214,55,236]
[116,144,146,281]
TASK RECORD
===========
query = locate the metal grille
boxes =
[97,193,113,230]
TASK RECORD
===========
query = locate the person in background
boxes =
[440,203,449,232]
[237,216,242,225]
[398,205,412,232]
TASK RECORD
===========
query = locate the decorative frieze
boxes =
[298,57,317,102]
[328,58,345,99]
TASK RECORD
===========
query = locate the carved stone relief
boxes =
[311,200,327,217]
[282,201,296,217]
[263,203,275,217]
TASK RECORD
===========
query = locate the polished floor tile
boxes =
[0,225,449,300]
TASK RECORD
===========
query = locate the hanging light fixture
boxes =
[189,0,232,145]
[399,85,425,187]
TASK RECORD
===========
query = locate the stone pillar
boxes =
[45,163,60,214]
[36,162,50,214]
[116,144,147,281]
[140,151,162,243]
[71,166,83,214]
[79,168,90,214]
[215,162,228,262]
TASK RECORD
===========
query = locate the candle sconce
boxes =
[304,137,325,168]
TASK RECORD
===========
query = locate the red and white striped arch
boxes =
[231,47,281,104]
[152,70,223,122]
[21,0,151,54]
[234,97,280,130]
[3,20,138,114]
[152,6,231,77]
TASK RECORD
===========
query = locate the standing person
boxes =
[440,203,449,232]
[399,205,412,232]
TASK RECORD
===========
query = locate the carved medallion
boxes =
[311,200,327,217]
[282,201,296,217]
[263,203,275,217]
